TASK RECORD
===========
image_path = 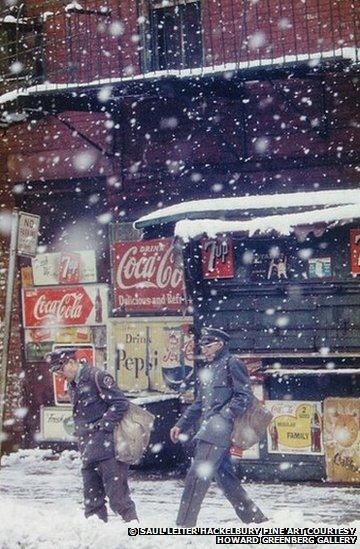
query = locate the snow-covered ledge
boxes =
[175,203,360,240]
[0,47,359,106]
[136,189,360,227]
[135,188,360,240]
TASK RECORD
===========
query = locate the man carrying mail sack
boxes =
[170,327,268,527]
[47,348,151,523]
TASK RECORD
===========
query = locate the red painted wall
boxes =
[0,112,119,183]
[202,0,358,67]
[24,0,359,83]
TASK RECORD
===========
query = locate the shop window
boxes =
[0,19,43,83]
[64,8,113,81]
[139,0,202,71]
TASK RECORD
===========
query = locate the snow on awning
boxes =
[175,203,360,240]
[134,188,360,241]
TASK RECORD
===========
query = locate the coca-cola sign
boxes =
[112,239,186,313]
[22,285,108,328]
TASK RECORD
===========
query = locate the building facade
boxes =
[0,0,359,474]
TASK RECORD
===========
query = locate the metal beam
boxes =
[1,57,356,118]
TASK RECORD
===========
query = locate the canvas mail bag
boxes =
[231,396,273,450]
[95,372,155,465]
[226,359,273,450]
[113,402,155,465]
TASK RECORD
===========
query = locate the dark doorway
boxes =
[146,1,202,71]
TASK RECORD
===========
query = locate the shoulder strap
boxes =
[226,355,253,390]
[94,370,102,394]
[226,355,233,388]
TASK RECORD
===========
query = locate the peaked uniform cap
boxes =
[46,348,77,372]
[199,327,230,344]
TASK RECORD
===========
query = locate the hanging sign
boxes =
[21,266,34,287]
[17,212,40,257]
[22,284,108,328]
[323,397,360,483]
[265,401,323,455]
[201,237,234,279]
[32,250,97,285]
[108,317,194,393]
[308,256,332,279]
[250,251,289,281]
[40,406,75,441]
[112,238,186,313]
[26,341,53,362]
[350,229,360,275]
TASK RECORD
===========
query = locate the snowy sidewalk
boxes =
[0,449,359,548]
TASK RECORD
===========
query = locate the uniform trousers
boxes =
[176,440,267,527]
[82,457,137,522]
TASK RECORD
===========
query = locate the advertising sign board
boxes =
[22,284,108,328]
[108,317,194,393]
[323,397,360,483]
[17,212,40,257]
[201,237,234,279]
[32,250,97,285]
[40,406,75,441]
[350,229,360,275]
[112,239,186,313]
[265,401,323,455]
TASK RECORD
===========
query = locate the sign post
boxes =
[0,210,40,458]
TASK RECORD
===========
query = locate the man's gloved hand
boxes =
[219,406,235,422]
[91,419,114,432]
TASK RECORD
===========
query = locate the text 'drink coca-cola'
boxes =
[22,285,108,328]
[112,238,186,314]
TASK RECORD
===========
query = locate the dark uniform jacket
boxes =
[68,364,129,467]
[176,346,254,447]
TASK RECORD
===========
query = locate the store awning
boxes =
[134,188,360,240]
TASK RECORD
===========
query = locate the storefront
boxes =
[18,231,195,467]
[135,189,360,482]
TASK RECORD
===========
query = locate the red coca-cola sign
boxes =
[112,238,186,313]
[22,285,107,327]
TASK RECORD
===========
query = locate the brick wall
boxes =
[28,0,140,83]
[202,0,359,66]
[22,0,359,83]
[0,112,119,183]
[118,72,360,192]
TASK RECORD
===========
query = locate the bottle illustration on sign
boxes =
[270,422,279,451]
[162,328,194,392]
[95,289,103,323]
[311,411,322,453]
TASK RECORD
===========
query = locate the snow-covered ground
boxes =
[0,449,359,548]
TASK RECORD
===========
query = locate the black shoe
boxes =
[243,512,268,524]
[253,515,268,524]
[123,514,139,523]
[85,510,108,523]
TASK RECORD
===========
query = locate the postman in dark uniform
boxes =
[171,327,267,527]
[48,348,137,523]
